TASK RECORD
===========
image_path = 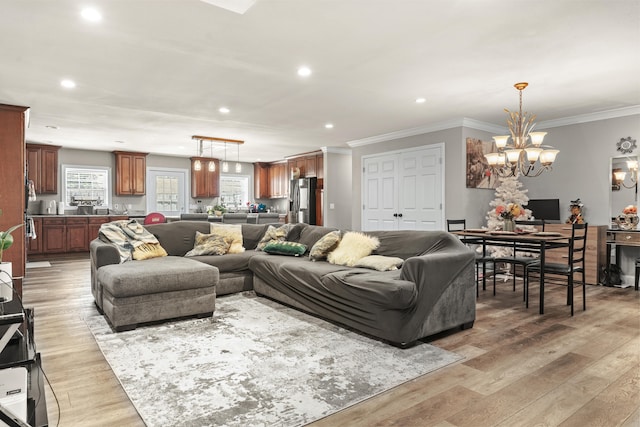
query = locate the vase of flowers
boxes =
[495,203,522,231]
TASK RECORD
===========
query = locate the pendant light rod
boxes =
[191,135,244,145]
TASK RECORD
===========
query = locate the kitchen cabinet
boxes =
[26,143,60,194]
[305,155,317,177]
[66,217,89,252]
[269,162,287,198]
[254,163,270,199]
[316,153,324,179]
[42,217,66,253]
[114,151,147,195]
[191,157,220,198]
[27,217,43,255]
[88,216,109,242]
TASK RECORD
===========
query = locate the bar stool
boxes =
[635,258,640,291]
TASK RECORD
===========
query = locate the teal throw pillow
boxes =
[263,241,307,257]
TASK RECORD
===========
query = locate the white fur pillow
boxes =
[354,255,404,271]
[328,231,380,267]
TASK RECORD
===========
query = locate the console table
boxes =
[605,228,640,290]
[0,302,48,427]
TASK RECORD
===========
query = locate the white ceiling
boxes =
[1,0,639,163]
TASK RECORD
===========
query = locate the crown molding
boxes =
[537,105,640,129]
[321,146,352,155]
[346,118,504,148]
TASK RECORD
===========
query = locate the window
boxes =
[63,165,110,207]
[220,175,249,211]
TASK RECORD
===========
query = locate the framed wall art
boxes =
[466,137,498,189]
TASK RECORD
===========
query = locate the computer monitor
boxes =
[526,199,561,221]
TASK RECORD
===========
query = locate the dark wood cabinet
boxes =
[42,217,66,253]
[114,151,147,195]
[191,157,220,198]
[254,162,270,199]
[26,143,60,194]
[316,153,324,179]
[305,155,317,177]
[27,217,43,255]
[268,162,287,198]
[88,216,109,242]
[66,217,89,252]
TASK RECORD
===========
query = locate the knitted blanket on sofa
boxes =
[99,220,167,263]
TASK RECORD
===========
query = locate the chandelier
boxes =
[191,135,244,173]
[484,82,559,178]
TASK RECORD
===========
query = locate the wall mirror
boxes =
[610,155,638,222]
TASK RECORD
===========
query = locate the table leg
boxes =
[605,243,612,286]
[539,242,546,315]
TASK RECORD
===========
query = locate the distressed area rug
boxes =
[86,292,463,427]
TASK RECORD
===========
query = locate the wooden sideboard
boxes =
[544,224,607,285]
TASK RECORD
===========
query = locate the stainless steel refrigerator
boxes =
[290,177,317,224]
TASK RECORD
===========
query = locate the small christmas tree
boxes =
[486,174,531,257]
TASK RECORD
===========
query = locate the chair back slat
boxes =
[447,219,466,232]
[515,219,545,232]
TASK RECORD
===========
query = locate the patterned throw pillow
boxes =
[185,232,231,256]
[354,255,404,271]
[210,224,244,254]
[256,225,289,251]
[327,231,380,267]
[262,241,307,256]
[309,230,341,261]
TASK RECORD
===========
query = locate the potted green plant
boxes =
[0,224,23,264]
[1,224,22,301]
[212,205,226,217]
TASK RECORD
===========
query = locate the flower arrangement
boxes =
[495,203,522,220]
[623,205,637,215]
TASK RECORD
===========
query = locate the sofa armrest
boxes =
[400,248,475,299]
[89,238,121,269]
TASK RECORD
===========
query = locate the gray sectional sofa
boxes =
[90,221,476,347]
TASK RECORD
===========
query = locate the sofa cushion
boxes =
[241,224,271,250]
[354,255,404,271]
[263,241,307,256]
[98,256,218,298]
[144,221,211,256]
[309,230,341,261]
[328,232,380,267]
[185,232,231,256]
[295,225,339,250]
[191,250,266,273]
[210,224,244,254]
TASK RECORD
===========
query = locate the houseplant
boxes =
[0,223,22,302]
[0,224,23,264]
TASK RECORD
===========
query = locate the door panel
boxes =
[363,144,443,231]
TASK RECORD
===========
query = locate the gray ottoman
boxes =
[96,256,219,331]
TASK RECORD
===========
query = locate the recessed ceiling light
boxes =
[60,79,76,89]
[325,123,334,129]
[219,107,230,114]
[81,7,102,22]
[415,97,426,104]
[297,66,312,77]
[45,125,59,130]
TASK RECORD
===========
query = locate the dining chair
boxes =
[492,219,545,299]
[526,223,588,316]
[446,219,493,296]
[222,213,248,224]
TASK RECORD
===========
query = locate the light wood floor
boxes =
[23,255,639,427]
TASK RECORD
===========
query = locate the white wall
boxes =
[323,150,352,229]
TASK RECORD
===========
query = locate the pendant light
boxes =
[193,139,203,171]
[208,142,216,172]
[222,142,229,173]
[235,142,242,173]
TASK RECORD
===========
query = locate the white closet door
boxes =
[398,146,443,230]
[362,144,443,231]
[362,155,398,231]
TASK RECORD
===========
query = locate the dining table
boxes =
[454,229,571,314]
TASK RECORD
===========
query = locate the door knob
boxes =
[398,213,403,218]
